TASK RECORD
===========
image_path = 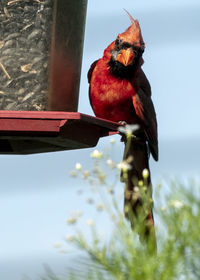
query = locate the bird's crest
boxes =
[118,10,145,49]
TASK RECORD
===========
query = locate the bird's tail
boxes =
[121,135,156,247]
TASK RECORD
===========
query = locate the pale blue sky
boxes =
[1,1,200,279]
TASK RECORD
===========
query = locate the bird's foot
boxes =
[118,120,127,126]
[118,121,127,142]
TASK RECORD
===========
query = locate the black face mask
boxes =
[108,47,143,79]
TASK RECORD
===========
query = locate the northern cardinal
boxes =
[88,11,158,241]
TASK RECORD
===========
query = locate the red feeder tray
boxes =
[0,111,119,155]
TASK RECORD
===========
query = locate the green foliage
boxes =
[42,137,200,280]
[63,185,200,280]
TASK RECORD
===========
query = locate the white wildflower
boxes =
[96,204,103,211]
[66,217,77,225]
[161,206,167,212]
[117,160,132,172]
[170,200,184,209]
[87,219,94,227]
[75,163,82,171]
[134,186,140,193]
[65,234,75,242]
[70,170,77,177]
[106,159,115,168]
[142,168,149,179]
[90,149,103,159]
[76,210,83,217]
[118,124,139,137]
[83,170,90,179]
[110,138,116,144]
[66,210,82,225]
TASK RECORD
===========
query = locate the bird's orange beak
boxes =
[116,49,134,66]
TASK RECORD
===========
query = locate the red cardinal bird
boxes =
[88,12,158,161]
[88,12,158,241]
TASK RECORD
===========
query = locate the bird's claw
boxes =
[118,121,127,142]
[118,120,127,126]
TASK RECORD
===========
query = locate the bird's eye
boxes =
[115,39,119,46]
[122,42,131,49]
[115,38,122,50]
[131,45,144,56]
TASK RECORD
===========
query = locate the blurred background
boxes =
[1,0,200,279]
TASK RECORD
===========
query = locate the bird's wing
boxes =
[87,59,99,84]
[132,91,158,161]
[136,68,152,97]
[88,60,99,108]
[131,69,158,161]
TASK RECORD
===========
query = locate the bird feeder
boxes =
[0,0,118,154]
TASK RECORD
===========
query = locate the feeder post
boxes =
[49,0,88,111]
